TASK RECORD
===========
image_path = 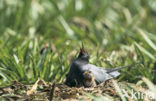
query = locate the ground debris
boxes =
[0,79,150,101]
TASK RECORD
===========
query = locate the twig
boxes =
[49,82,56,101]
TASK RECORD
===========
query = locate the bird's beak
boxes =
[80,42,85,54]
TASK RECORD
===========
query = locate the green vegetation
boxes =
[0,0,156,100]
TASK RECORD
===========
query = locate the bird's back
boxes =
[81,64,120,84]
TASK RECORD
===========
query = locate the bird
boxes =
[65,44,133,87]
[82,70,96,87]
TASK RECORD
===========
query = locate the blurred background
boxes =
[0,0,156,86]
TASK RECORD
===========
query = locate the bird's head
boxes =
[83,70,96,87]
[83,70,94,81]
[78,43,89,61]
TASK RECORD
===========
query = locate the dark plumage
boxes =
[65,44,129,87]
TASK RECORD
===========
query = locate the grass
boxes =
[0,0,156,100]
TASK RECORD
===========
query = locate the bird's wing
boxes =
[81,64,120,84]
[99,68,120,77]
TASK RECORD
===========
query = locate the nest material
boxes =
[0,79,150,101]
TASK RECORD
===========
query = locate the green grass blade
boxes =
[137,28,156,51]
[135,42,156,61]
